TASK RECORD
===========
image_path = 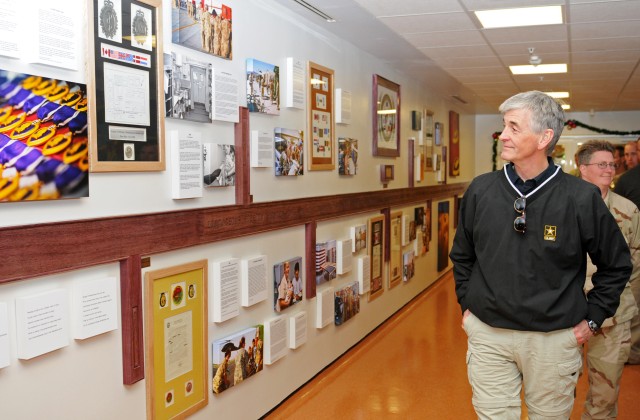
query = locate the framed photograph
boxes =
[144,260,208,419]
[449,110,460,176]
[380,164,394,184]
[171,2,232,60]
[246,58,280,115]
[88,0,165,172]
[368,215,385,301]
[434,122,442,146]
[424,110,434,139]
[274,257,303,313]
[308,61,335,170]
[389,211,402,289]
[338,137,358,175]
[372,74,400,157]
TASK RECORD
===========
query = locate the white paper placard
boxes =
[241,255,268,307]
[170,130,203,199]
[289,311,307,349]
[285,57,305,109]
[315,287,334,329]
[264,315,287,364]
[72,277,118,340]
[336,239,353,275]
[0,302,9,368]
[27,0,80,70]
[212,68,239,122]
[16,289,69,360]
[416,154,424,182]
[250,130,273,168]
[401,215,410,246]
[357,256,371,295]
[211,258,240,323]
[335,88,351,124]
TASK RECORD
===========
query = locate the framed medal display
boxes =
[88,0,165,172]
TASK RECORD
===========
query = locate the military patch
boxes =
[544,225,557,241]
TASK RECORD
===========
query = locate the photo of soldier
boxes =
[334,282,360,325]
[172,1,232,60]
[211,325,264,395]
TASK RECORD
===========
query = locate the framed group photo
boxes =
[372,74,400,157]
[307,61,335,170]
[88,0,165,172]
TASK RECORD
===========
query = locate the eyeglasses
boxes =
[582,162,618,169]
[514,196,526,233]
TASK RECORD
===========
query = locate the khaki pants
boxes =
[582,320,631,419]
[463,312,582,420]
[628,279,640,364]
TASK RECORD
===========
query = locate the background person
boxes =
[577,140,640,419]
[450,91,631,419]
[623,141,638,170]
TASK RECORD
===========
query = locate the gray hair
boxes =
[499,91,566,155]
[575,140,614,165]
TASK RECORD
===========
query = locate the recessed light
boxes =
[561,104,571,110]
[509,64,567,75]
[475,6,563,29]
[545,92,570,99]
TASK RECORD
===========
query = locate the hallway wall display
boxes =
[274,127,304,176]
[171,1,232,60]
[89,0,165,172]
[0,70,89,201]
[449,111,460,176]
[372,74,400,157]
[315,239,337,285]
[144,260,208,419]
[246,58,280,115]
[389,211,402,289]
[203,143,236,187]
[164,52,213,123]
[211,325,264,394]
[307,61,335,170]
[274,257,303,313]
[368,214,385,301]
[437,201,450,272]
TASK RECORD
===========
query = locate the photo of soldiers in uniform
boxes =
[211,326,263,395]
[171,1,232,60]
[164,52,212,123]
[334,281,360,325]
[246,59,280,115]
[403,250,415,282]
[274,127,303,176]
[338,137,358,175]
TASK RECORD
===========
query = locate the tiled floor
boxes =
[265,271,640,419]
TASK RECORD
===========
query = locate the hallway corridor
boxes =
[265,272,640,419]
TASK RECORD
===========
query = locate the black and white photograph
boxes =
[165,52,212,123]
[203,144,235,187]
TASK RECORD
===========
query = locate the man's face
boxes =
[283,263,290,277]
[580,151,615,192]
[613,148,624,167]
[624,142,638,169]
[499,109,545,164]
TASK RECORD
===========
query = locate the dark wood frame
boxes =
[372,74,401,157]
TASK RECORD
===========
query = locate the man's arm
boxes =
[449,194,476,313]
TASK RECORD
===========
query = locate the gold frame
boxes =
[307,61,335,170]
[88,0,165,172]
[144,260,208,419]
[389,211,403,289]
[368,214,385,301]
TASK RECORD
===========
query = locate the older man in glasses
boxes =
[450,91,631,420]
[576,140,639,419]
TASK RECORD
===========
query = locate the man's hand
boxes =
[573,319,595,345]
[462,309,471,329]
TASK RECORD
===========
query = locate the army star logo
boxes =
[543,225,557,241]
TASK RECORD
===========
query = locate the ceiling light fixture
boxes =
[561,104,571,110]
[545,92,570,99]
[509,64,567,75]
[528,47,542,66]
[475,6,563,29]
[292,0,336,22]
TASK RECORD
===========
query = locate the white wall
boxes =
[0,0,470,418]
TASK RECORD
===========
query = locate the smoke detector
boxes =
[528,47,542,66]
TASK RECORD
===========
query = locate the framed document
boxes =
[389,211,402,289]
[144,260,208,419]
[372,74,400,157]
[368,215,385,301]
[88,0,165,172]
[307,61,335,170]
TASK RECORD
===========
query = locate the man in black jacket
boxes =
[450,91,631,419]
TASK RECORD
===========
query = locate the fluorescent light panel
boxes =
[545,92,569,99]
[475,6,562,29]
[561,104,571,110]
[509,64,567,75]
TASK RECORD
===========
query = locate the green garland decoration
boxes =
[491,120,640,170]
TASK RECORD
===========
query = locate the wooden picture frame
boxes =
[380,164,394,184]
[389,211,403,289]
[308,61,335,170]
[88,0,165,172]
[144,260,208,419]
[372,74,400,157]
[368,215,385,301]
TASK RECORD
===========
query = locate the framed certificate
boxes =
[372,74,400,157]
[88,0,165,172]
[368,215,385,301]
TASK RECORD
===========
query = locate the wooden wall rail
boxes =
[0,183,467,284]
